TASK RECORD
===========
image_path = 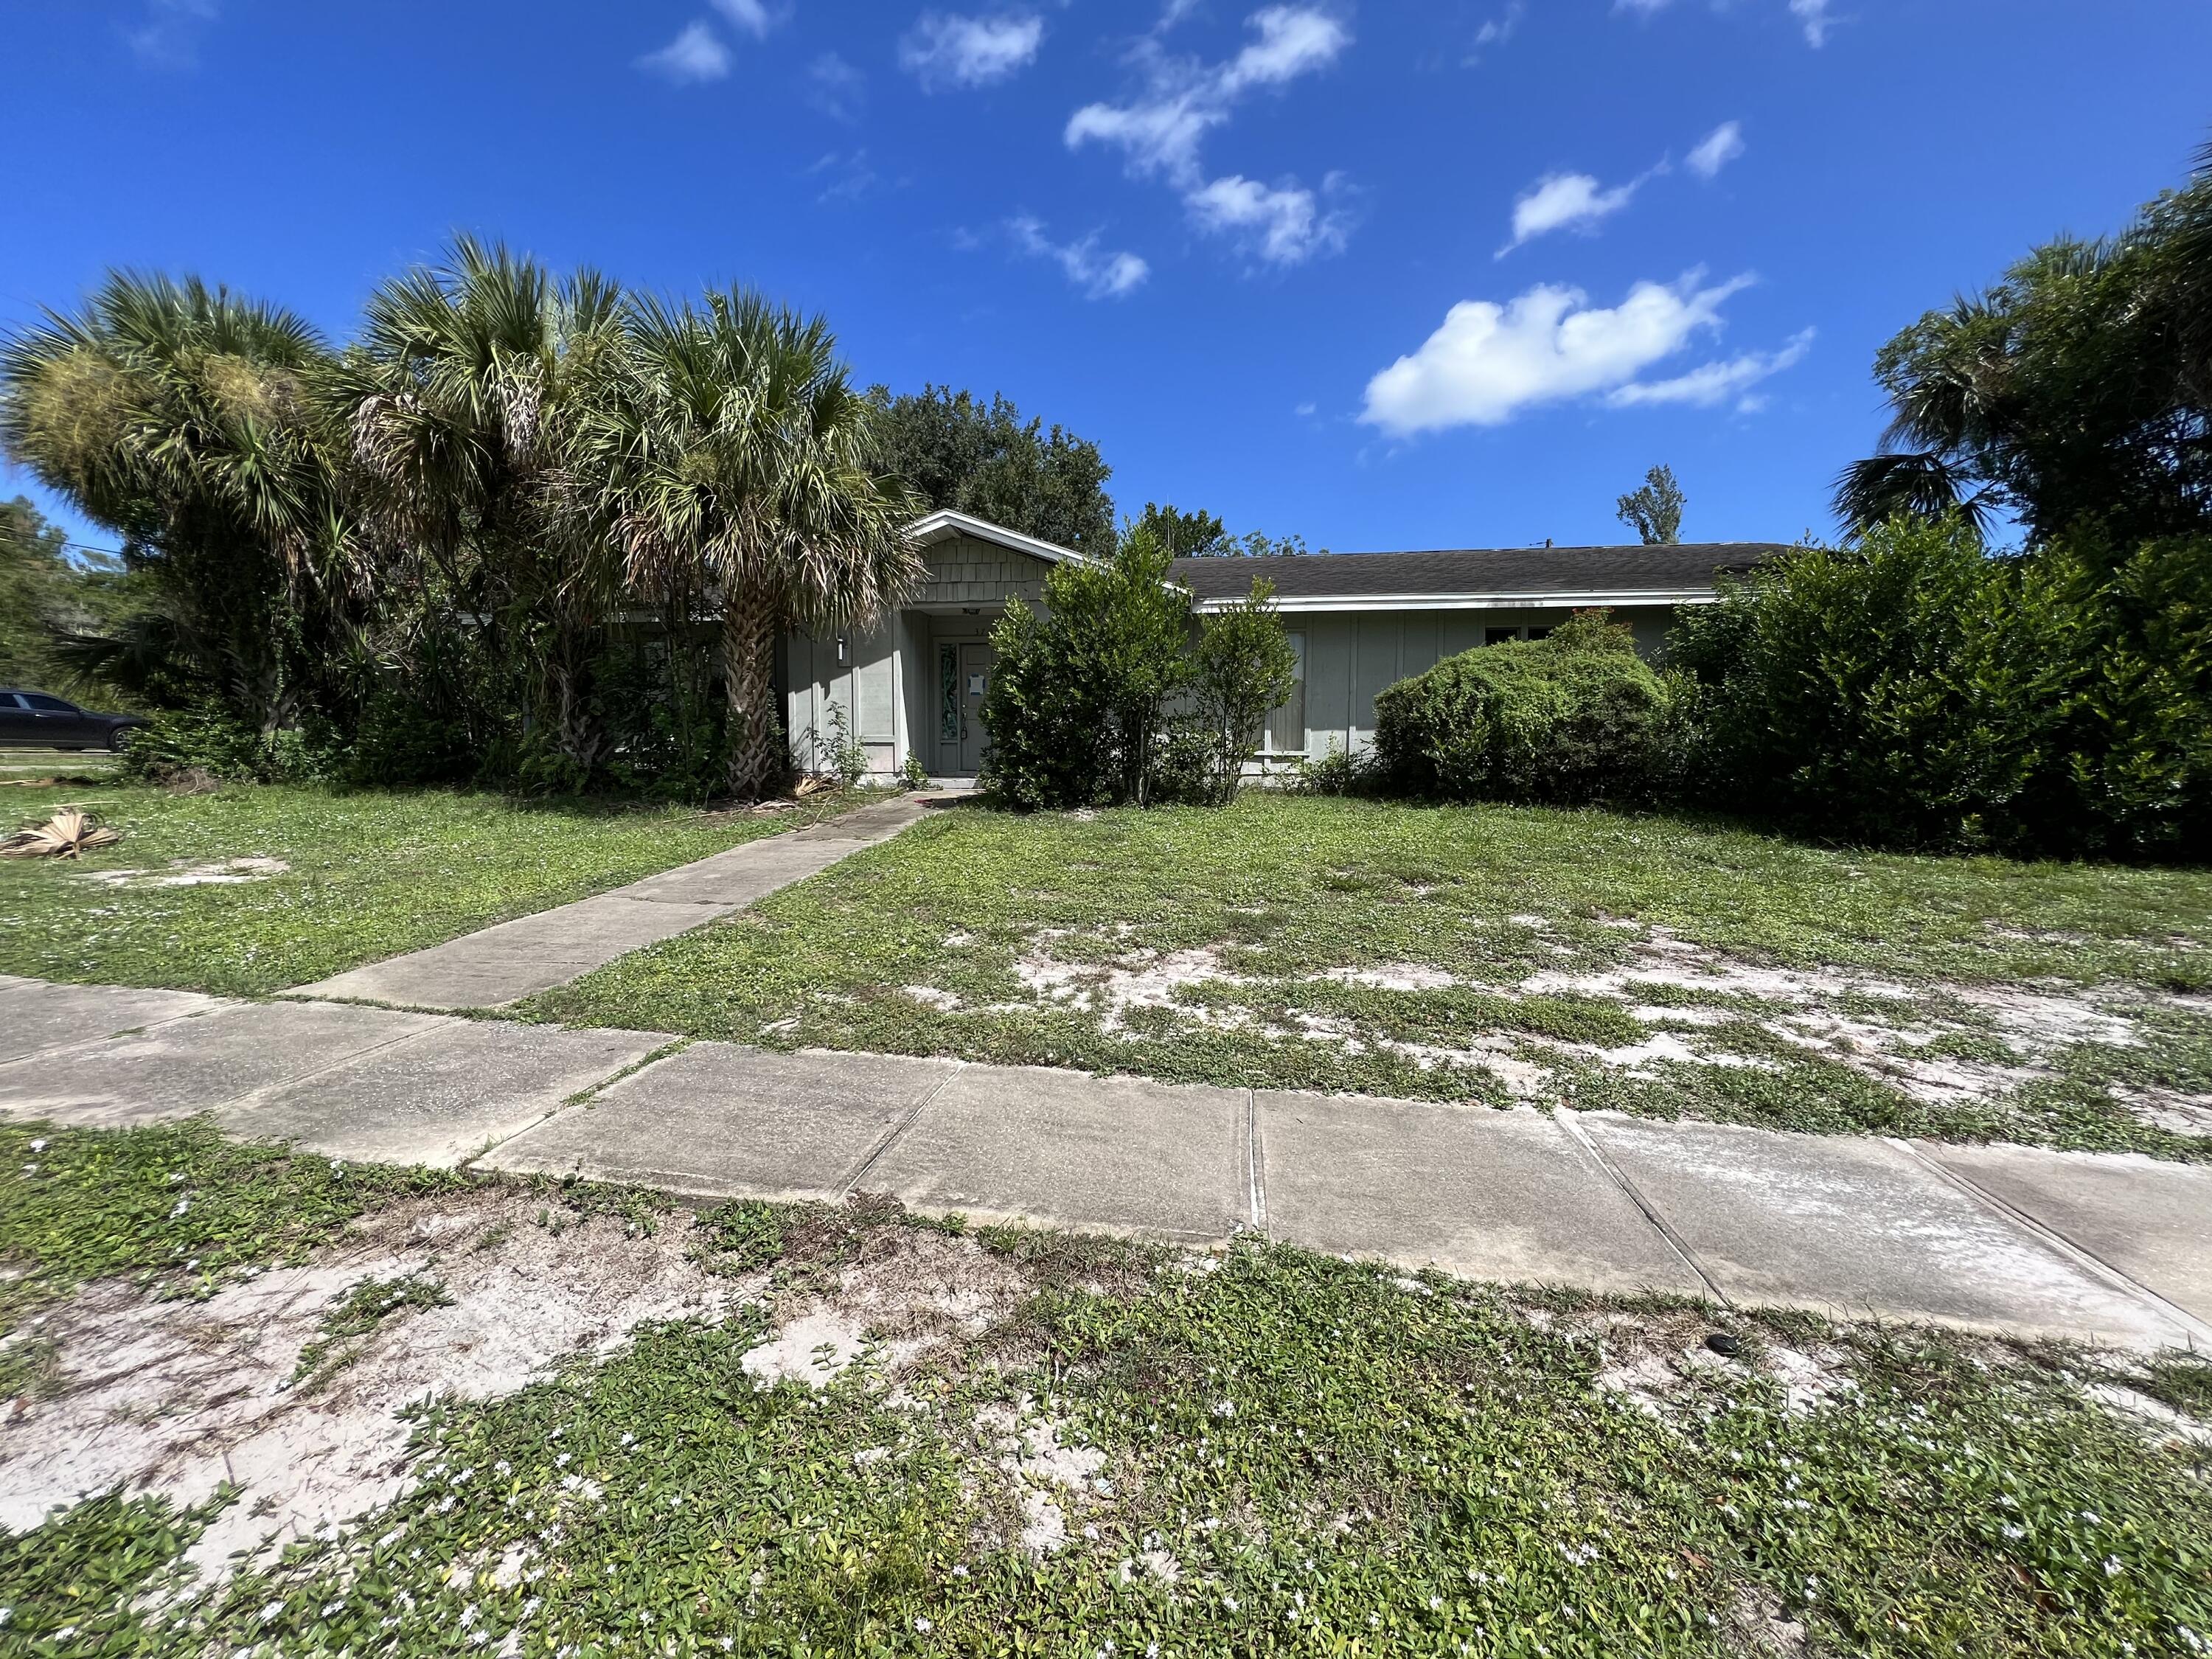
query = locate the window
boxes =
[23,695,74,712]
[0,694,22,709]
[1266,630,1307,754]
[1484,627,1520,647]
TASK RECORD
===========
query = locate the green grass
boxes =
[524,794,2212,1158]
[3,1121,2208,1658]
[0,782,866,997]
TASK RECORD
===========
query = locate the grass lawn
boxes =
[0,783,868,998]
[3,1120,2209,1658]
[526,794,2212,1160]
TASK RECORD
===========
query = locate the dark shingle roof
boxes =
[1168,543,1788,603]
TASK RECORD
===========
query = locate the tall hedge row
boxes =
[1672,518,2212,860]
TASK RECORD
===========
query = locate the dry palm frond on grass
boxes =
[1,807,125,860]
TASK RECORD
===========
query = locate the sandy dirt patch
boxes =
[0,1191,735,1582]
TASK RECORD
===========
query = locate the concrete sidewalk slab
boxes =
[1580,1113,2188,1347]
[1917,1141,2212,1330]
[290,894,735,1009]
[481,1042,958,1201]
[218,1022,667,1169]
[286,795,938,1011]
[1,978,218,1063]
[0,1000,439,1128]
[866,1066,1248,1242]
[1259,1095,1708,1296]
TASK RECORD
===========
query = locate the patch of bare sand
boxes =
[740,1225,1031,1389]
[0,1191,738,1583]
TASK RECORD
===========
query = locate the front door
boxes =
[956,642,994,774]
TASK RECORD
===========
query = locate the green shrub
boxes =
[1373,611,1679,806]
[1673,517,2212,858]
[1183,579,1300,805]
[1290,740,1385,797]
[119,706,335,785]
[980,527,1191,810]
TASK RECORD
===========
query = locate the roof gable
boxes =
[906,509,1096,568]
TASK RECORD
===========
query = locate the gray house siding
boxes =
[783,515,1740,782]
[784,530,1061,779]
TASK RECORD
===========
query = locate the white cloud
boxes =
[1686,120,1745,180]
[1295,400,1318,416]
[806,149,878,204]
[1500,172,1644,254]
[1607,327,1814,408]
[637,21,733,84]
[1470,0,1526,58]
[808,52,866,120]
[125,0,217,69]
[900,12,1046,91]
[1616,0,1837,47]
[1789,0,1835,46]
[1360,271,1770,435]
[1067,7,1349,187]
[1186,173,1348,265]
[1217,4,1351,93]
[1066,6,1354,266]
[710,0,783,38]
[1009,216,1151,299]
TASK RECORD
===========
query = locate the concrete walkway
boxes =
[288,793,945,1010]
[6,976,2209,1352]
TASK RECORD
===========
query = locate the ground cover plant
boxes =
[0,782,866,996]
[525,793,2212,1159]
[2,1120,2208,1658]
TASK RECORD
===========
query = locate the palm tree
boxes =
[0,271,349,728]
[596,288,922,798]
[338,236,629,774]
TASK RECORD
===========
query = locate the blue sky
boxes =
[3,0,2206,557]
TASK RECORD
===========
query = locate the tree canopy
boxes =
[1615,465,1685,545]
[868,385,1116,558]
[0,246,920,796]
[1836,147,2212,546]
[1134,499,1312,557]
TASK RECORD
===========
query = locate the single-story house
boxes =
[784,508,1788,779]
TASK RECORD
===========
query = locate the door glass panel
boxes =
[24,695,74,712]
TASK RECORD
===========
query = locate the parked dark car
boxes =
[0,689,149,752]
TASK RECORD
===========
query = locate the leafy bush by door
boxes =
[979,527,1296,810]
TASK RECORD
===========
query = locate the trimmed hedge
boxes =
[1372,613,1678,806]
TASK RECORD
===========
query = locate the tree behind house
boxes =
[870,385,1116,558]
[1616,465,1685,545]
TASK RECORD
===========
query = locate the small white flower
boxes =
[2104,1556,2124,1576]
[950,1565,968,1579]
[259,1601,287,1623]
[914,1617,933,1633]
[170,1198,191,1218]
[27,1138,44,1152]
